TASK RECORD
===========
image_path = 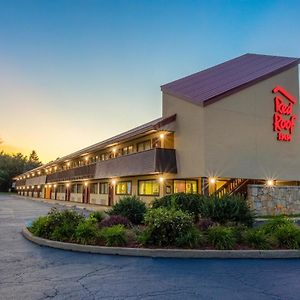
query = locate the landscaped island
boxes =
[28,194,300,250]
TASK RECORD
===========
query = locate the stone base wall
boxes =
[247,185,300,216]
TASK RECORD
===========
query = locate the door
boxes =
[83,186,90,204]
[65,187,70,201]
[108,184,114,206]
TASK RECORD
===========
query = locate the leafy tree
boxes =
[0,150,42,192]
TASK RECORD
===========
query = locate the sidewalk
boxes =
[16,195,108,212]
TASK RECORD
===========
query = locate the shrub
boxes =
[200,195,254,227]
[30,216,51,238]
[196,218,217,231]
[88,211,106,223]
[245,228,271,250]
[100,215,131,228]
[152,193,204,221]
[100,225,127,246]
[75,220,99,245]
[108,196,147,224]
[142,207,194,246]
[261,216,294,235]
[175,226,203,248]
[29,208,85,240]
[273,224,300,249]
[207,226,236,250]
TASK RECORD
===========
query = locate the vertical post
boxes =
[201,177,209,196]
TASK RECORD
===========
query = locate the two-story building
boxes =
[14,53,300,214]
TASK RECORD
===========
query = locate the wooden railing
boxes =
[213,178,249,198]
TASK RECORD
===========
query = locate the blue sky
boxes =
[1,0,300,162]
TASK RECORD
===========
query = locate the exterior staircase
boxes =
[213,178,249,198]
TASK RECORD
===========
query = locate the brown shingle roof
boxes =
[161,53,300,106]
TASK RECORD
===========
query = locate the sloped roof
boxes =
[15,114,176,177]
[161,53,300,106]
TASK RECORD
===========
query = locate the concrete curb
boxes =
[22,227,300,259]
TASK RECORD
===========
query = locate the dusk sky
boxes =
[1,0,300,163]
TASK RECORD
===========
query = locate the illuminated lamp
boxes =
[54,184,57,188]
[160,133,165,139]
[37,185,40,189]
[267,180,274,187]
[84,182,88,187]
[111,179,116,185]
[159,177,164,183]
[209,177,216,184]
[66,183,70,188]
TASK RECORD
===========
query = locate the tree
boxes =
[25,150,42,171]
[0,150,42,192]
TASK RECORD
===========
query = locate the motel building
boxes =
[13,53,300,215]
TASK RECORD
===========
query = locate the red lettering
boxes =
[274,96,292,115]
[273,113,296,134]
[272,86,297,142]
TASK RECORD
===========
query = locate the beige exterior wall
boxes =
[163,94,205,179]
[163,66,300,181]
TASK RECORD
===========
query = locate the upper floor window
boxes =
[122,145,134,155]
[137,140,151,152]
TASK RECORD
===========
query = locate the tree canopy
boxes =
[0,150,42,192]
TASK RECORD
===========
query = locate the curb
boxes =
[22,227,300,259]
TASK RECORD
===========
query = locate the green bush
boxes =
[152,193,204,221]
[30,216,51,238]
[29,208,85,240]
[108,196,147,225]
[244,228,271,250]
[88,211,106,223]
[261,216,294,235]
[142,207,194,246]
[175,226,203,248]
[207,226,236,250]
[273,224,300,249]
[200,195,254,227]
[75,220,99,245]
[100,225,127,246]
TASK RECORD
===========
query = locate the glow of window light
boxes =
[267,179,274,187]
[159,177,164,183]
[209,177,216,184]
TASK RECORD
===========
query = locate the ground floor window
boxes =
[57,185,65,193]
[100,182,108,194]
[71,184,83,193]
[90,183,98,194]
[116,181,131,195]
[174,180,198,194]
[138,180,159,196]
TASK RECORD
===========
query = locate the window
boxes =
[174,180,198,194]
[116,181,131,195]
[57,185,65,193]
[90,183,98,194]
[137,140,151,152]
[138,180,159,196]
[122,145,134,155]
[77,184,83,193]
[100,183,108,194]
[152,137,161,148]
[71,184,77,193]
